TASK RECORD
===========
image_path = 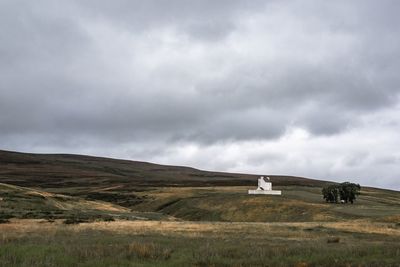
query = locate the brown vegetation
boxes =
[0,150,328,189]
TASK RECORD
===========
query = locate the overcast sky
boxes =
[1,0,400,190]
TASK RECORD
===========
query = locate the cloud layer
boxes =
[1,0,400,189]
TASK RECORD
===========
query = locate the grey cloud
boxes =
[1,0,400,189]
[184,108,287,143]
[75,0,268,39]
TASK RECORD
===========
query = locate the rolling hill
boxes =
[0,149,328,189]
[1,150,400,267]
[1,149,399,223]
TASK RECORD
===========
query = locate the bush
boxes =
[0,219,10,224]
[327,237,340,243]
[0,212,12,223]
[63,217,90,225]
[102,216,115,222]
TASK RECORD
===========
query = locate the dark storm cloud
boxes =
[1,0,400,189]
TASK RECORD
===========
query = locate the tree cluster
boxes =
[322,182,361,204]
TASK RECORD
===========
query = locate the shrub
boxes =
[0,218,10,224]
[0,212,12,223]
[327,237,340,243]
[63,217,90,225]
[102,216,115,222]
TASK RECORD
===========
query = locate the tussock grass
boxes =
[127,242,172,260]
[0,219,399,267]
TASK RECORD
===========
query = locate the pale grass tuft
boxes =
[127,242,172,260]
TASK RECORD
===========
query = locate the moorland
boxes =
[0,150,399,267]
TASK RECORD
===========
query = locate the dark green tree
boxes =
[322,184,340,203]
[322,182,361,204]
[339,182,361,204]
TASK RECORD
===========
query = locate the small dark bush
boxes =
[102,216,115,222]
[0,219,10,224]
[85,192,143,207]
[0,212,13,221]
[63,217,90,225]
[304,225,326,232]
[327,237,340,243]
[21,212,35,219]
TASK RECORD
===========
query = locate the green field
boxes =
[1,219,400,267]
[1,150,400,266]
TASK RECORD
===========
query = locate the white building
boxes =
[248,176,282,195]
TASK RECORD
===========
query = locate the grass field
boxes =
[1,219,400,267]
[1,185,400,266]
[1,150,400,266]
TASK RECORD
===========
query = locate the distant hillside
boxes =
[0,150,329,190]
[1,150,399,224]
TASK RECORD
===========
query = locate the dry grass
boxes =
[131,185,400,223]
[0,182,129,216]
[323,221,400,236]
[2,219,399,240]
[1,219,399,267]
[127,242,172,260]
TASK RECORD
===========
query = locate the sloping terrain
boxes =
[0,149,399,223]
[0,150,328,190]
[0,183,166,221]
[131,186,400,222]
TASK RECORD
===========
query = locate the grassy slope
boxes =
[2,182,399,223]
[0,183,167,221]
[1,149,399,223]
[1,150,399,266]
[132,186,400,222]
[0,149,328,189]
